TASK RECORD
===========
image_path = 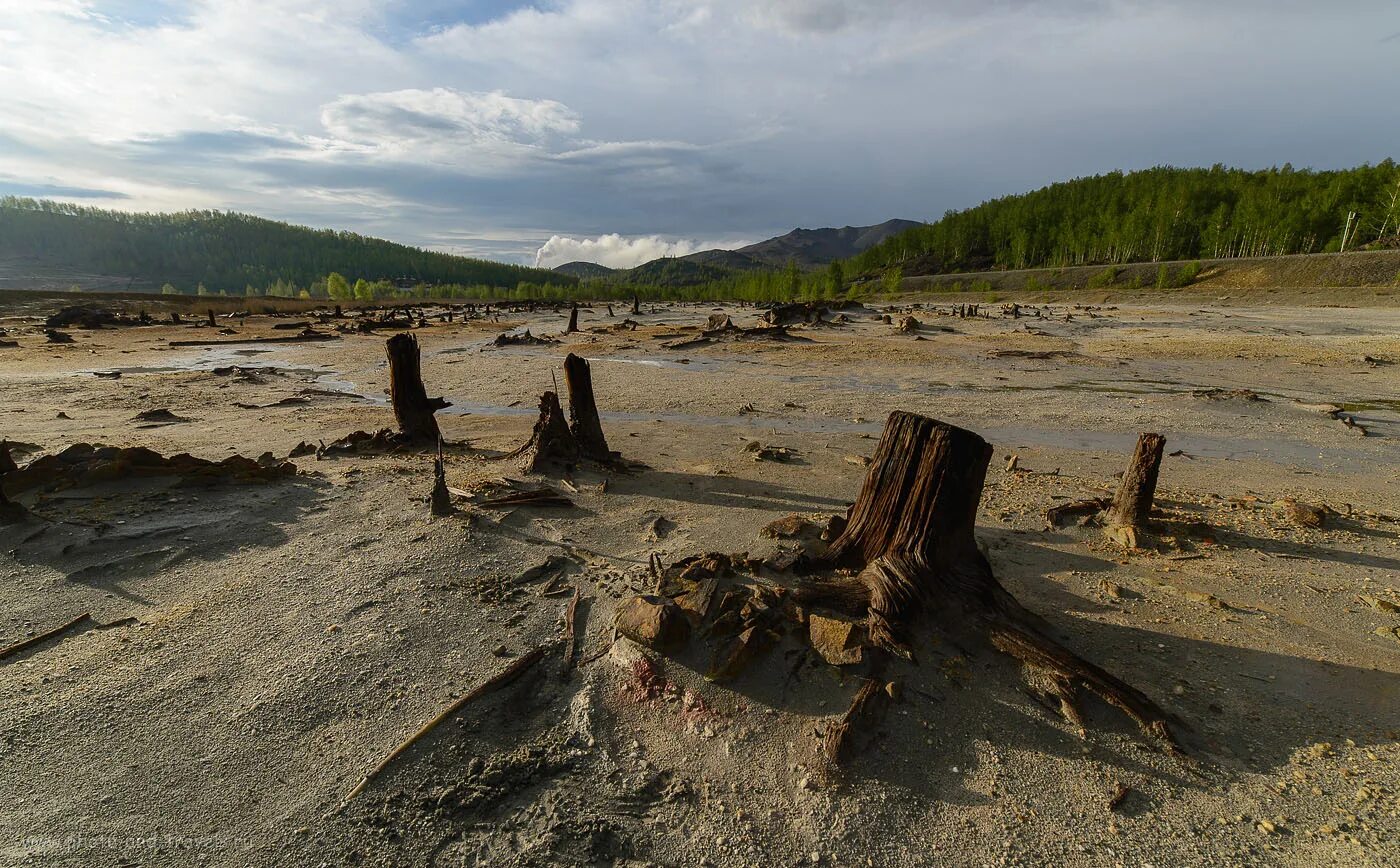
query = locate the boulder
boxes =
[615,595,690,652]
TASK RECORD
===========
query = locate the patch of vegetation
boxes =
[1086,265,1122,288]
[0,197,568,297]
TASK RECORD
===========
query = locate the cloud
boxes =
[534,234,753,269]
[319,88,580,165]
[1,0,1397,264]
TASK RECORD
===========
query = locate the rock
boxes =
[808,614,863,666]
[760,514,814,539]
[615,595,690,652]
[707,625,776,681]
[1183,590,1227,609]
[1359,595,1400,614]
[820,514,847,542]
[1276,498,1327,528]
[843,454,871,467]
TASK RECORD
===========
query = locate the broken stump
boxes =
[563,352,612,463]
[386,332,450,444]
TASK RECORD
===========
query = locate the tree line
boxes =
[848,162,1400,275]
[0,197,569,294]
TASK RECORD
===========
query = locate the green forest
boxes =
[848,163,1400,275]
[0,197,569,296]
[4,162,1398,303]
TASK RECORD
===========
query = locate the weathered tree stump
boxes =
[429,440,453,516]
[564,353,611,462]
[565,304,579,334]
[1104,433,1165,547]
[1,444,30,523]
[386,333,450,444]
[631,294,640,315]
[795,411,1181,751]
[206,309,216,328]
[509,391,580,473]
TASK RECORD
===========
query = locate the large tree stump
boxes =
[631,294,640,316]
[0,443,28,523]
[509,391,580,473]
[797,411,1181,751]
[564,353,611,462]
[565,304,580,334]
[386,333,450,444]
[1105,433,1165,546]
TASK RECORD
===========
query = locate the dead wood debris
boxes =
[0,612,139,662]
[742,440,799,463]
[3,443,296,496]
[341,644,548,805]
[490,329,558,347]
[1192,388,1265,401]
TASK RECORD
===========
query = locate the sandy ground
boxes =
[1,296,1398,867]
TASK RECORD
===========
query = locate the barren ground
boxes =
[1,294,1398,867]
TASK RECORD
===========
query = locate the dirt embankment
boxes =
[901,250,1400,306]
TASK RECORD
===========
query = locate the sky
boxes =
[1,1,1398,269]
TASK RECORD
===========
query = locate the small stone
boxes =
[760,514,814,539]
[1257,819,1278,835]
[808,614,863,666]
[615,595,690,652]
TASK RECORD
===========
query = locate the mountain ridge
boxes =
[552,218,922,285]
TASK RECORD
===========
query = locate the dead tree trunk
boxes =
[797,411,1181,751]
[508,391,579,473]
[1106,433,1165,533]
[565,304,579,334]
[0,443,25,523]
[607,304,614,318]
[386,333,450,444]
[564,353,611,462]
[207,309,216,328]
[631,294,640,315]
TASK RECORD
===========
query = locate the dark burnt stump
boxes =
[1,443,29,523]
[509,391,580,473]
[795,411,1181,751]
[631,294,641,316]
[565,304,580,334]
[430,441,453,516]
[564,353,611,462]
[386,333,450,444]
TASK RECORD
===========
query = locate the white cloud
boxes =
[1,0,1396,263]
[534,234,753,269]
[319,88,580,166]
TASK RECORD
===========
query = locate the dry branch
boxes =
[342,645,548,804]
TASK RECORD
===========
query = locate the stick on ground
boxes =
[0,613,95,662]
[342,644,548,804]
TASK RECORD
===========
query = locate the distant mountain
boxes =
[552,261,618,279]
[551,219,924,286]
[726,219,924,268]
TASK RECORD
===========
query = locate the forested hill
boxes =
[849,163,1400,276]
[0,198,569,293]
